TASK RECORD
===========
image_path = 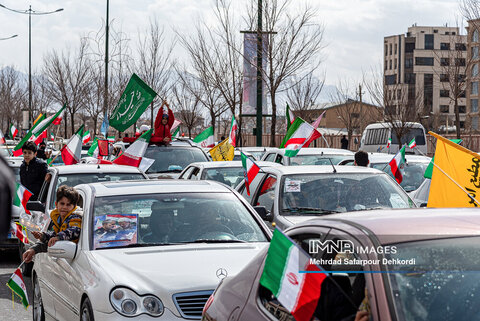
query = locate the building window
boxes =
[416,57,434,66]
[385,74,396,85]
[473,46,479,59]
[472,82,479,95]
[460,121,464,128]
[394,59,397,69]
[440,105,449,113]
[385,61,388,70]
[473,64,479,77]
[405,58,413,68]
[458,74,466,82]
[405,73,416,84]
[425,34,434,49]
[460,90,466,98]
[389,60,392,70]
[472,99,479,112]
[394,44,397,54]
[389,44,392,55]
[473,30,479,42]
[405,42,415,53]
[440,90,450,97]
[455,58,466,66]
[385,44,388,56]
[440,58,450,66]
[473,116,479,130]
[459,105,466,113]
[440,74,449,82]
[386,105,396,115]
[440,42,450,50]
[455,43,467,51]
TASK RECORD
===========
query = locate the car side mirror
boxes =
[48,241,77,260]
[254,206,273,222]
[26,201,45,213]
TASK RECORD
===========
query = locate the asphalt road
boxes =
[0,248,32,321]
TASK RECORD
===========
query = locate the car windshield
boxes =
[204,167,245,188]
[391,127,426,145]
[280,173,413,215]
[290,155,350,166]
[371,162,429,192]
[92,192,268,249]
[386,237,480,321]
[51,173,145,208]
[144,146,208,173]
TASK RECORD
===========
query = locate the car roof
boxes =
[5,157,23,167]
[297,208,480,244]
[80,179,232,197]
[186,161,282,169]
[368,152,431,163]
[260,165,383,175]
[270,148,354,156]
[50,164,144,174]
[236,147,274,152]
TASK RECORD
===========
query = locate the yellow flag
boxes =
[209,138,234,161]
[33,113,43,125]
[428,132,480,207]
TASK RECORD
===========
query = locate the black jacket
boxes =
[20,157,48,200]
[36,148,47,160]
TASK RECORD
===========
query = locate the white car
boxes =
[2,157,23,248]
[261,147,354,166]
[32,180,271,320]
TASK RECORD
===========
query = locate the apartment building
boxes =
[384,25,470,131]
[467,20,480,131]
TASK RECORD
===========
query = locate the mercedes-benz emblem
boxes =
[216,268,228,279]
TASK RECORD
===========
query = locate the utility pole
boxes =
[103,0,109,124]
[256,0,263,147]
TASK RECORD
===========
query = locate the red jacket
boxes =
[152,108,175,141]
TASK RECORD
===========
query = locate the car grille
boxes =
[173,290,214,319]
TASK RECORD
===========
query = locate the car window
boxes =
[92,192,268,249]
[179,166,195,179]
[274,155,284,165]
[290,155,350,166]
[255,175,277,212]
[264,153,276,162]
[370,162,429,192]
[280,173,414,215]
[190,167,201,180]
[144,146,208,174]
[204,167,244,187]
[239,172,267,203]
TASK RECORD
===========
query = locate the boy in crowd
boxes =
[23,185,82,263]
[20,141,48,200]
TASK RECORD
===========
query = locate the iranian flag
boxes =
[286,103,295,131]
[12,114,46,156]
[408,138,416,149]
[0,129,5,144]
[50,132,55,141]
[171,120,182,134]
[32,104,66,139]
[9,124,18,139]
[279,114,324,157]
[193,127,215,148]
[241,152,260,195]
[260,229,327,321]
[172,126,180,138]
[6,268,29,309]
[13,183,33,215]
[113,129,152,167]
[228,116,238,147]
[107,136,115,143]
[61,125,84,165]
[386,138,391,148]
[12,222,29,244]
[389,145,406,184]
[82,130,91,144]
[88,137,99,157]
[32,130,47,145]
[52,111,64,125]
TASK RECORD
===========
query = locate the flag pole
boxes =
[414,146,480,207]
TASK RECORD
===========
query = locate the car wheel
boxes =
[33,276,45,321]
[80,297,95,321]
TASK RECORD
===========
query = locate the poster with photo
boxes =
[93,214,138,249]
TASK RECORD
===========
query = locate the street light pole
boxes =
[104,0,109,121]
[256,0,263,147]
[0,34,18,41]
[0,4,63,128]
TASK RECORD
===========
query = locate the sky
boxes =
[0,0,463,100]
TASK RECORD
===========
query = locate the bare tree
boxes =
[246,0,325,146]
[364,65,422,148]
[286,72,324,112]
[0,66,24,133]
[135,19,175,128]
[31,73,55,118]
[43,38,92,136]
[171,77,203,138]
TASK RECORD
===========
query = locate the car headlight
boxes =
[110,287,164,317]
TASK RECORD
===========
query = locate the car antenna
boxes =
[327,157,337,173]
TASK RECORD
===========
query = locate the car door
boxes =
[50,192,86,320]
[253,174,277,228]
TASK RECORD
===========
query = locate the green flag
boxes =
[424,138,463,179]
[109,73,157,132]
[32,104,66,137]
[12,114,47,156]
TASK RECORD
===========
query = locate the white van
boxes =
[360,122,427,155]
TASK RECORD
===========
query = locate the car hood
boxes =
[90,242,267,309]
[282,215,319,225]
[147,172,180,179]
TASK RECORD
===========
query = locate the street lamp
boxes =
[0,34,17,40]
[0,4,63,128]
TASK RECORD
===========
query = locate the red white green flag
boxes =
[32,104,66,139]
[193,127,215,148]
[9,124,18,139]
[113,129,152,167]
[228,116,238,147]
[386,138,391,148]
[279,115,323,157]
[0,129,5,144]
[6,268,29,309]
[241,152,261,196]
[31,130,47,145]
[61,125,84,165]
[260,229,327,321]
[12,222,29,244]
[50,132,55,141]
[286,103,295,131]
[107,136,115,143]
[13,183,33,215]
[389,145,406,184]
[52,111,64,125]
[82,130,91,144]
[12,114,46,156]
[408,138,416,149]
